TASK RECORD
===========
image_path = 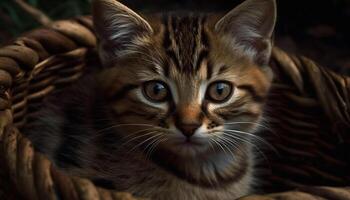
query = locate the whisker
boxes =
[213,130,251,157]
[210,137,228,155]
[224,129,276,152]
[119,130,160,148]
[222,132,270,161]
[145,137,167,159]
[207,138,216,153]
[216,136,235,156]
[89,127,158,142]
[128,132,163,153]
[219,134,247,157]
[96,123,159,134]
[144,134,162,154]
[224,121,278,137]
[224,122,270,130]
[120,127,162,141]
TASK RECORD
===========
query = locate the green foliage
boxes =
[0,0,91,41]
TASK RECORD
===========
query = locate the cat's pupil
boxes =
[216,83,225,95]
[153,83,164,95]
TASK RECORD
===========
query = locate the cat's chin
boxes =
[149,141,250,188]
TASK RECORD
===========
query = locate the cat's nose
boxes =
[177,123,201,138]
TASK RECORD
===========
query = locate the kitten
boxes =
[27,0,276,199]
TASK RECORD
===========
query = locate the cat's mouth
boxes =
[162,135,211,156]
[175,137,204,145]
[170,133,208,146]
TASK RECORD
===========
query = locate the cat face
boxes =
[93,0,276,159]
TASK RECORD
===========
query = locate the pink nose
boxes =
[177,123,201,138]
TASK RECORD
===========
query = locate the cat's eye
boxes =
[143,81,169,102]
[206,81,233,103]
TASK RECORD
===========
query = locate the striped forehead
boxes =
[162,14,209,74]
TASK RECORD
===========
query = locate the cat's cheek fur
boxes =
[27,110,64,164]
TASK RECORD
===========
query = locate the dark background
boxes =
[0,0,350,72]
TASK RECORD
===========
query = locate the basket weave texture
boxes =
[0,16,349,200]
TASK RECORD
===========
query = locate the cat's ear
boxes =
[215,0,277,65]
[92,0,153,64]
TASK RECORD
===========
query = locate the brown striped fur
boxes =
[27,0,277,199]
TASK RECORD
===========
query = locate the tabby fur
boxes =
[27,0,277,199]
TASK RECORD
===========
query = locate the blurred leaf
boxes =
[2,2,23,29]
[28,0,38,6]
[0,0,349,42]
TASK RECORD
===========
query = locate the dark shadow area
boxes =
[1,0,349,73]
[123,0,350,74]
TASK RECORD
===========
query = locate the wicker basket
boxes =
[0,16,349,200]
